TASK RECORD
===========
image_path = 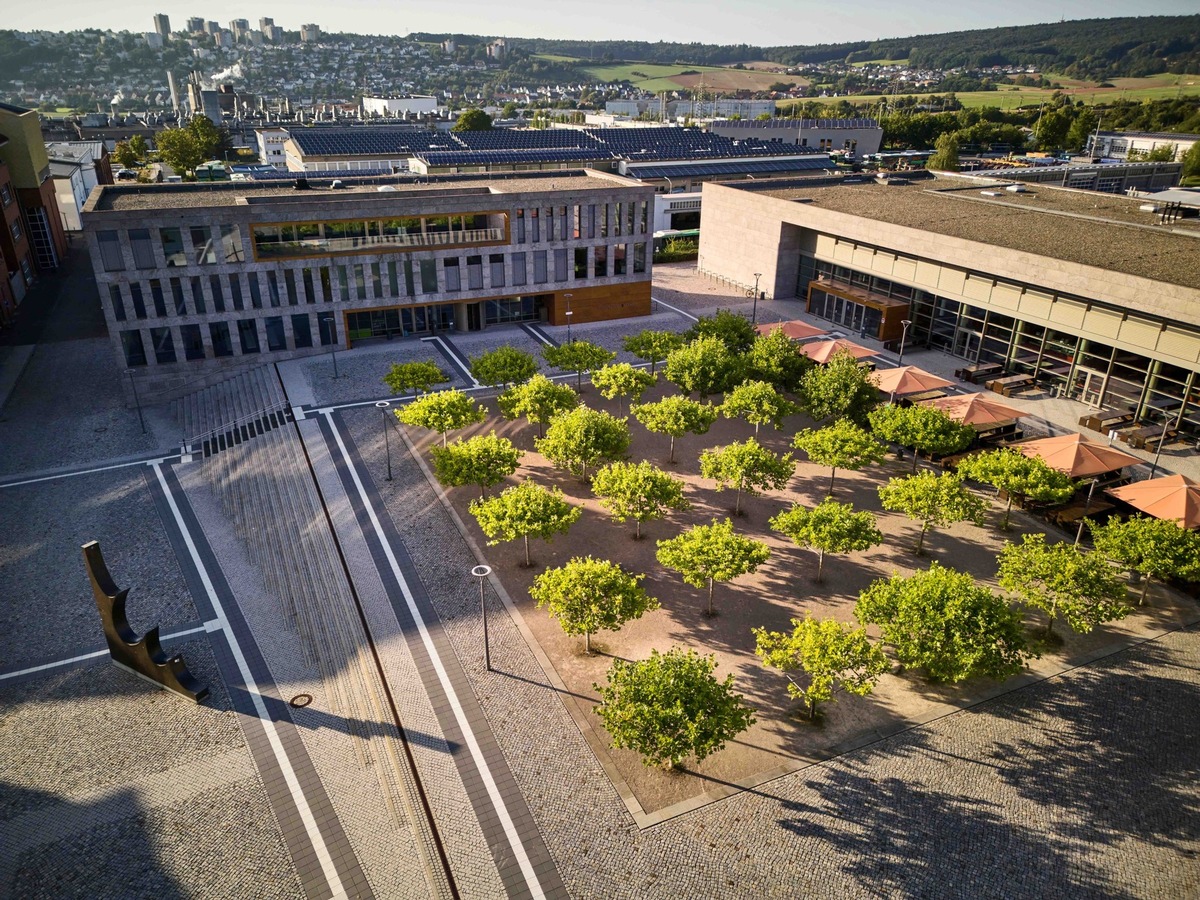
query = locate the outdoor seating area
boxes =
[986,373,1036,397]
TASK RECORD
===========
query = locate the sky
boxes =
[7,1,1199,46]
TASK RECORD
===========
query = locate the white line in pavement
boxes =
[150,464,347,899]
[321,411,546,900]
[421,335,480,386]
[0,456,180,490]
[0,624,214,682]
[651,296,699,321]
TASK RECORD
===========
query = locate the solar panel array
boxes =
[452,129,606,151]
[419,148,613,166]
[798,118,878,129]
[626,157,834,179]
[289,128,461,156]
[247,168,392,180]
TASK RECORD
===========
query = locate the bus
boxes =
[652,228,700,254]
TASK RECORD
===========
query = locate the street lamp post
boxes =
[471,564,493,671]
[126,369,146,434]
[752,272,762,325]
[563,292,573,343]
[897,319,913,366]
[375,401,392,481]
[321,315,339,378]
[1150,428,1168,478]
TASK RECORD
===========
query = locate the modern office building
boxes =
[698,176,1200,434]
[708,118,884,157]
[1087,130,1199,163]
[81,170,654,399]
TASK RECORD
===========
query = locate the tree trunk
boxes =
[1140,573,1151,605]
[442,431,449,447]
[808,697,816,719]
[576,370,583,390]
[817,549,826,583]
[910,448,920,474]
[635,519,642,540]
[707,577,715,617]
[915,523,928,555]
[480,484,487,499]
[585,631,591,653]
[754,422,760,435]
[523,535,531,568]
[828,467,837,495]
[538,420,545,439]
[1002,495,1014,530]
[668,435,677,465]
[734,480,743,516]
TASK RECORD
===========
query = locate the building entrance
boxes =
[346,304,456,342]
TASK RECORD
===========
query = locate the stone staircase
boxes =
[174,366,293,459]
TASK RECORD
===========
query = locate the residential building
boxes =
[204,21,220,36]
[708,118,884,157]
[229,19,250,43]
[258,17,274,33]
[255,127,290,169]
[0,102,68,276]
[486,39,507,61]
[152,13,171,39]
[301,24,321,43]
[1087,130,1199,163]
[145,32,164,50]
[81,170,654,399]
[186,17,205,33]
[46,141,112,231]
[0,161,34,325]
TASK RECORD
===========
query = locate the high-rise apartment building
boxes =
[152,14,171,39]
[229,19,250,42]
[186,17,205,33]
[300,24,321,43]
[204,21,220,35]
[259,17,274,32]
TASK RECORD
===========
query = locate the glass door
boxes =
[952,328,982,361]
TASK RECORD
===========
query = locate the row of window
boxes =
[512,200,649,244]
[107,244,649,323]
[252,213,500,259]
[121,312,338,367]
[97,225,244,272]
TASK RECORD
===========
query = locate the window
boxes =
[129,283,147,319]
[639,201,648,234]
[10,220,22,242]
[533,250,548,284]
[387,262,398,297]
[574,247,588,280]
[267,271,282,306]
[190,276,206,314]
[613,245,627,276]
[150,327,177,363]
[131,229,159,269]
[402,261,415,297]
[181,324,205,360]
[284,269,298,305]
[209,321,234,357]
[219,225,244,262]
[467,255,483,290]
[614,203,623,237]
[160,228,186,266]
[531,208,541,242]
[248,273,263,309]
[370,263,382,298]
[108,284,126,321]
[0,183,10,206]
[586,204,596,239]
[419,259,438,294]
[515,209,526,243]
[554,248,568,282]
[149,279,167,317]
[594,245,607,278]
[224,274,242,311]
[190,226,216,264]
[444,258,461,291]
[337,266,350,302]
[264,316,287,352]
[353,264,366,300]
[600,204,609,238]
[318,314,337,346]
[120,330,147,367]
[511,252,526,286]
[633,243,646,274]
[303,268,317,304]
[209,275,225,313]
[238,319,261,354]
[97,231,124,271]
[170,278,186,315]
[489,253,505,288]
[291,314,313,348]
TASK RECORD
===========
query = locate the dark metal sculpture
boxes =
[82,540,209,703]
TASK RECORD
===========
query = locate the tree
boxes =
[927,131,960,170]
[452,108,493,131]
[1090,515,1200,605]
[154,126,203,176]
[664,335,741,400]
[868,404,975,472]
[470,345,538,388]
[657,518,771,616]
[630,395,719,464]
[623,330,684,375]
[700,438,794,516]
[796,351,878,424]
[429,432,522,498]
[997,534,1128,638]
[498,373,578,437]
[542,340,617,390]
[1182,141,1200,180]
[395,389,486,446]
[793,420,887,495]
[535,405,630,480]
[128,134,149,160]
[112,140,140,169]
[1065,108,1098,153]
[685,309,756,354]
[856,563,1032,683]
[771,499,883,582]
[382,360,449,396]
[592,460,690,539]
[753,615,888,718]
[590,363,656,412]
[721,379,800,434]
[593,648,756,769]
[956,449,1076,529]
[186,114,225,159]
[469,482,581,567]
[878,471,987,555]
[748,327,810,392]
[530,557,658,652]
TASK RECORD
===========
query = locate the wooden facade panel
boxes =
[1119,317,1163,350]
[914,260,940,287]
[962,273,992,302]
[547,281,651,326]
[1083,307,1123,339]
[938,267,967,296]
[893,256,917,282]
[1018,289,1053,321]
[1052,298,1087,329]
[1157,326,1200,364]
[852,246,876,269]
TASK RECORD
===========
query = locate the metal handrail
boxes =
[186,399,290,448]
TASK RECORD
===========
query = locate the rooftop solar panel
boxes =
[625,157,833,179]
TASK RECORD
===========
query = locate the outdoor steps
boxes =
[171,365,291,459]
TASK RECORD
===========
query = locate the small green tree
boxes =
[498,373,578,437]
[956,449,1077,529]
[868,404,975,472]
[856,563,1032,683]
[657,518,771,616]
[796,351,878,424]
[470,346,538,388]
[592,460,690,539]
[927,131,960,170]
[997,534,1128,638]
[721,380,800,434]
[685,309,756,354]
[771,499,883,582]
[793,420,887,495]
[630,395,719,464]
[878,471,987,555]
[1090,515,1200,605]
[753,615,888,718]
[748,327,810,392]
[396,390,486,446]
[128,134,148,160]
[452,108,493,131]
[469,482,581,567]
[542,340,617,390]
[429,432,522,498]
[154,126,203,176]
[530,557,658,652]
[535,405,630,480]
[594,648,756,768]
[112,139,140,169]
[383,360,449,396]
[590,363,657,413]
[1181,140,1200,180]
[664,335,741,400]
[700,438,795,516]
[623,330,684,375]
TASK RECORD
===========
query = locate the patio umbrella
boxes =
[873,365,954,396]
[921,392,1028,427]
[798,338,876,365]
[1108,474,1200,528]
[1015,432,1140,478]
[755,320,829,341]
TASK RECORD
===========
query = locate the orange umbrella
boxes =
[1108,474,1200,528]
[1015,432,1140,478]
[873,366,954,396]
[755,320,829,340]
[921,392,1028,426]
[798,339,876,365]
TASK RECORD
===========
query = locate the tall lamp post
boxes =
[563,292,573,343]
[751,272,762,325]
[471,564,493,671]
[375,400,392,481]
[321,314,339,378]
[126,369,146,434]
[897,319,913,366]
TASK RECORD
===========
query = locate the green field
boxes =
[534,55,790,93]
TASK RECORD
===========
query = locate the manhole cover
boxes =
[289,694,313,708]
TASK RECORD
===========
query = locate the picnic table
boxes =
[1125,424,1178,450]
[956,362,1003,384]
[1048,500,1115,526]
[900,389,948,405]
[985,374,1035,397]
[974,420,1024,444]
[1079,407,1137,433]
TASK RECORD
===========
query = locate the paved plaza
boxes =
[1,259,1198,899]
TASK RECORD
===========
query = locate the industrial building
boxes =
[708,118,884,157]
[1087,130,1199,163]
[81,170,654,398]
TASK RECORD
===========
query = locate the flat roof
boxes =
[745,179,1200,289]
[87,170,638,213]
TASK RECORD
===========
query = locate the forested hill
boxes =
[459,15,1200,80]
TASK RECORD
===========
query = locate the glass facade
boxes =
[251,213,504,260]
